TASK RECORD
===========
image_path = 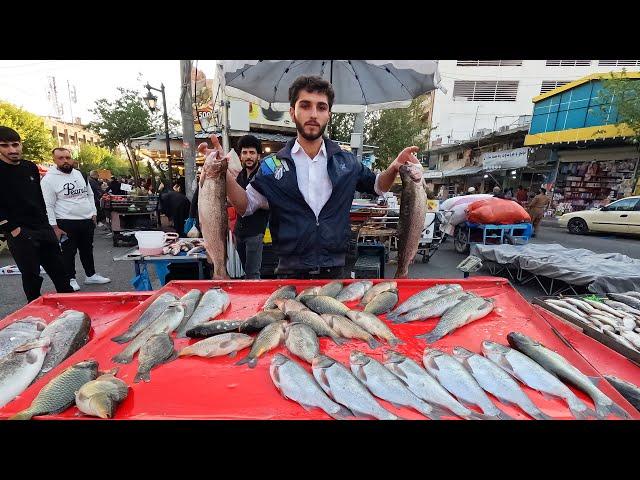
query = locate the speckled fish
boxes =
[284,323,319,363]
[238,309,286,333]
[335,281,373,303]
[75,371,129,419]
[176,288,229,338]
[112,302,185,364]
[321,314,380,349]
[236,321,287,369]
[198,137,228,279]
[350,350,443,419]
[295,286,321,301]
[36,310,91,380]
[481,340,596,420]
[300,295,350,316]
[9,359,98,420]
[363,290,398,315]
[388,284,463,319]
[274,298,309,315]
[287,310,344,345]
[263,285,297,310]
[0,337,50,409]
[453,346,553,420]
[179,332,254,359]
[383,350,487,420]
[604,375,640,412]
[270,354,353,420]
[360,282,397,306]
[0,317,47,361]
[312,354,398,420]
[392,291,474,324]
[111,292,178,344]
[423,348,512,419]
[507,332,631,419]
[416,296,494,343]
[134,333,177,383]
[345,310,403,347]
[318,281,344,298]
[186,320,244,338]
[174,289,203,334]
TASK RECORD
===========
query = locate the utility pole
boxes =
[351,111,366,162]
[471,105,480,138]
[67,80,77,124]
[217,62,230,153]
[180,60,197,199]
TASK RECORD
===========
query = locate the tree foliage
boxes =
[599,73,640,143]
[0,100,55,162]
[74,143,130,177]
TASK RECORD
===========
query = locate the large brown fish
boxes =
[395,164,427,279]
[198,135,228,279]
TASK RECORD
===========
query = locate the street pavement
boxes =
[1,221,639,319]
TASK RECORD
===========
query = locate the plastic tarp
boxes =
[1,278,637,420]
[471,243,640,293]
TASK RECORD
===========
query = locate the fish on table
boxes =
[75,370,129,419]
[0,337,51,409]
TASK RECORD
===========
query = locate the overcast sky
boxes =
[0,60,218,125]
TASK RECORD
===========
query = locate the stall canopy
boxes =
[442,166,484,178]
[482,147,529,171]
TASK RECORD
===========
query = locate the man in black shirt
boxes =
[233,135,269,279]
[0,127,74,301]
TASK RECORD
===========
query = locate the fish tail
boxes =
[111,352,134,364]
[236,355,257,368]
[418,403,447,420]
[595,400,632,420]
[134,370,151,383]
[415,331,442,343]
[111,333,132,344]
[388,337,404,347]
[386,311,398,320]
[568,404,597,420]
[367,337,381,349]
[8,409,35,420]
[530,410,555,421]
[332,336,347,346]
[495,410,514,420]
[327,405,354,420]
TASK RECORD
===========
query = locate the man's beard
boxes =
[59,165,73,173]
[294,118,327,142]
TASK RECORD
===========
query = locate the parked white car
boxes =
[559,196,640,235]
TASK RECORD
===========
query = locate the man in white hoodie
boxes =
[41,148,111,291]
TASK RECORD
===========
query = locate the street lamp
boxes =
[144,82,172,186]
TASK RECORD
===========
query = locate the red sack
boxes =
[227,206,237,232]
[466,198,531,224]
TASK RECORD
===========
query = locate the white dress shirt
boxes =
[244,139,385,217]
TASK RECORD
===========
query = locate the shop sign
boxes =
[482,147,529,170]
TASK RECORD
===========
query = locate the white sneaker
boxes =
[85,273,111,284]
[69,278,81,291]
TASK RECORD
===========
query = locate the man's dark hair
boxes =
[237,134,262,154]
[540,188,547,194]
[52,147,71,156]
[0,126,21,142]
[289,76,335,109]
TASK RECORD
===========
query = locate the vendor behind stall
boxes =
[198,75,423,280]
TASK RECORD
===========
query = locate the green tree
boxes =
[0,100,55,161]
[329,112,355,142]
[366,95,432,170]
[599,72,640,143]
[74,143,130,177]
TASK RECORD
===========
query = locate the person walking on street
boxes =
[198,75,423,280]
[528,187,551,237]
[516,185,528,204]
[88,170,105,227]
[41,147,111,291]
[0,127,74,301]
[233,134,269,279]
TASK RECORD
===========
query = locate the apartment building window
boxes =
[456,60,523,67]
[456,152,464,159]
[443,154,449,162]
[598,60,640,66]
[453,80,519,102]
[545,60,591,66]
[540,80,571,94]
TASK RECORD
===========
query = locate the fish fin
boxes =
[349,409,378,420]
[164,351,179,363]
[111,334,131,344]
[235,355,253,367]
[228,350,238,358]
[595,400,632,420]
[416,331,442,344]
[218,340,232,350]
[332,336,347,346]
[387,364,408,379]
[386,312,398,320]
[112,352,134,364]
[367,338,381,349]
[134,371,150,383]
[317,370,332,397]
[588,376,602,387]
[353,365,368,384]
[421,404,449,420]
[327,405,354,420]
[388,337,404,346]
[540,391,558,402]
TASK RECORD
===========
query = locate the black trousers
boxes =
[7,225,73,302]
[57,219,96,279]
[276,266,345,280]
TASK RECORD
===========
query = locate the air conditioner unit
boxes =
[499,125,511,132]
[474,128,492,138]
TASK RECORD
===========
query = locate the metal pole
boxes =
[161,83,173,186]
[67,80,74,124]
[180,60,197,199]
[217,62,230,153]
[471,105,480,138]
[352,111,366,162]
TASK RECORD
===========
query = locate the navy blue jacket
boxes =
[250,138,377,271]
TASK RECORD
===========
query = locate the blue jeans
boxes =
[236,234,264,279]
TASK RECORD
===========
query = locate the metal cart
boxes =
[101,194,161,247]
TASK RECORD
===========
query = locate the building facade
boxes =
[431,60,640,144]
[43,116,101,149]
